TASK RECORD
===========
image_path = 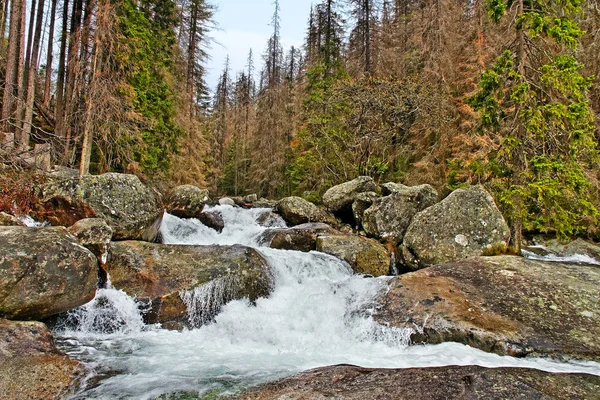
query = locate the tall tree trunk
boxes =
[23,0,46,147]
[0,0,8,50]
[54,0,70,142]
[79,38,100,176]
[13,0,26,138]
[1,0,22,136]
[43,0,57,106]
[364,0,371,75]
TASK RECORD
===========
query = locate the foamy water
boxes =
[57,206,600,400]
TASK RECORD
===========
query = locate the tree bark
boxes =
[13,0,26,138]
[1,0,22,136]
[43,0,57,106]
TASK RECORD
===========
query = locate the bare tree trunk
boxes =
[24,0,36,71]
[0,0,8,48]
[1,0,22,136]
[23,0,46,146]
[13,0,26,138]
[43,0,57,106]
[54,0,70,153]
[79,39,100,176]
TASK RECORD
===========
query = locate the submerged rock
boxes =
[0,227,98,320]
[164,185,210,219]
[316,234,391,276]
[375,256,600,361]
[401,185,510,270]
[362,184,438,244]
[33,172,161,240]
[231,364,600,400]
[323,176,377,216]
[107,242,273,327]
[0,319,84,400]
[260,223,335,252]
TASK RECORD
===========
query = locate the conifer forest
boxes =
[1,0,600,241]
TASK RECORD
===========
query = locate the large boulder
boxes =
[351,192,379,229]
[164,185,210,219]
[375,256,600,361]
[401,185,510,270]
[67,218,113,259]
[362,184,438,244]
[107,242,273,327]
[0,227,98,320]
[259,223,335,252]
[0,319,84,400]
[232,365,600,400]
[276,196,322,226]
[323,176,377,215]
[33,172,161,240]
[316,234,391,276]
[198,210,225,233]
[256,211,287,228]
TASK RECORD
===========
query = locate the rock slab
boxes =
[402,185,510,270]
[0,319,84,400]
[0,226,98,320]
[375,256,600,361]
[231,364,600,400]
[107,242,273,327]
[33,172,161,240]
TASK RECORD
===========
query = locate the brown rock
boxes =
[375,256,600,361]
[0,319,84,400]
[231,364,600,400]
[260,223,335,252]
[0,212,24,227]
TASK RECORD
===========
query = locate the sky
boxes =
[206,0,315,90]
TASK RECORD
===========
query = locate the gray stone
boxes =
[68,218,113,260]
[316,234,391,276]
[255,211,287,228]
[322,176,377,214]
[259,223,335,252]
[198,210,225,233]
[351,192,379,229]
[244,194,258,203]
[219,197,236,206]
[0,227,98,320]
[402,185,510,270]
[276,196,321,226]
[164,185,210,219]
[363,184,438,244]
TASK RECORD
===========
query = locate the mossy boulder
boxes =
[232,365,600,400]
[0,227,98,320]
[276,196,324,226]
[33,172,161,240]
[316,234,391,276]
[323,176,377,216]
[107,242,273,327]
[401,185,510,270]
[375,256,600,361]
[0,319,84,400]
[67,218,113,259]
[362,184,438,245]
[164,185,210,219]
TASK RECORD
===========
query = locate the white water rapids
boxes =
[57,206,600,400]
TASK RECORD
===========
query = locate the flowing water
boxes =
[56,206,600,400]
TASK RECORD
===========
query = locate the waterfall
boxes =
[56,205,600,400]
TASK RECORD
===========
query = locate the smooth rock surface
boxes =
[0,227,98,320]
[260,223,335,252]
[351,192,378,229]
[0,212,24,226]
[322,176,377,215]
[33,172,161,240]
[375,256,600,361]
[402,185,510,270]
[107,242,273,326]
[232,364,600,400]
[219,198,236,206]
[362,184,438,244]
[164,185,209,219]
[316,234,391,276]
[0,319,84,400]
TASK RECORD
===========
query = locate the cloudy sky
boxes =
[206,0,314,90]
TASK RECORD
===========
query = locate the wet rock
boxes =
[32,172,162,240]
[260,223,335,252]
[198,210,225,233]
[0,319,84,400]
[107,242,273,327]
[527,237,600,263]
[402,185,510,270]
[362,184,438,245]
[276,196,322,226]
[0,212,24,226]
[232,364,600,400]
[316,234,391,276]
[351,192,378,229]
[68,218,113,259]
[219,197,236,206]
[164,185,210,219]
[323,176,377,216]
[0,227,98,320]
[256,211,287,228]
[375,256,600,361]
